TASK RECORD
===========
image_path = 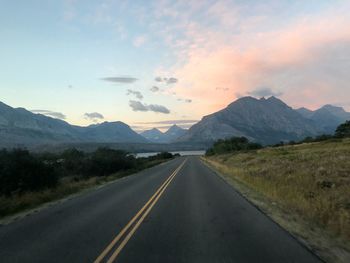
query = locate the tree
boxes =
[0,149,57,196]
[335,120,350,138]
[205,137,262,155]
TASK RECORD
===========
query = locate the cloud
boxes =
[129,100,170,114]
[133,35,147,47]
[101,76,138,84]
[129,100,148,112]
[150,86,160,92]
[135,119,198,125]
[127,89,143,99]
[247,87,283,98]
[154,124,191,130]
[216,87,229,91]
[148,104,171,114]
[84,112,104,122]
[166,77,178,84]
[31,110,66,120]
[142,1,350,112]
[154,76,178,84]
[177,98,192,103]
[133,119,199,131]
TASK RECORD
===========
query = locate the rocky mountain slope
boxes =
[0,101,147,148]
[178,96,322,145]
[140,128,167,143]
[163,124,187,142]
[140,125,187,143]
[296,105,350,133]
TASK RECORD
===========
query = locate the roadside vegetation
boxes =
[0,148,174,218]
[205,136,262,156]
[204,121,350,262]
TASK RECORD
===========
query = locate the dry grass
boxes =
[205,138,350,262]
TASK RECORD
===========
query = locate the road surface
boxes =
[0,156,322,263]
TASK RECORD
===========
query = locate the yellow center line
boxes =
[107,159,186,263]
[94,158,187,263]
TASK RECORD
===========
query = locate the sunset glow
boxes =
[1,0,349,130]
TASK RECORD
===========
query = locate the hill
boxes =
[204,138,350,262]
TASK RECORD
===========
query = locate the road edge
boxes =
[0,158,174,226]
[199,157,329,263]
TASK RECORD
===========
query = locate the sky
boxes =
[1,0,350,131]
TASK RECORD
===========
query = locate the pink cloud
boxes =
[167,3,350,114]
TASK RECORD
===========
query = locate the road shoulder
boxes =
[0,159,172,226]
[201,157,350,263]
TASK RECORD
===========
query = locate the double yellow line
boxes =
[94,159,187,263]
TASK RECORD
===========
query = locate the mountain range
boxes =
[140,125,186,143]
[0,97,349,149]
[177,96,349,145]
[296,105,350,134]
[0,101,147,148]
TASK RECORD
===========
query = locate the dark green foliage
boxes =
[60,148,86,176]
[151,152,174,160]
[206,121,350,156]
[0,149,58,196]
[206,137,262,156]
[0,148,175,196]
[272,141,285,147]
[335,120,350,138]
[85,148,135,177]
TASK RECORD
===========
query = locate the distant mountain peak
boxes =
[0,101,148,147]
[178,96,320,145]
[266,95,278,101]
[298,107,312,111]
[166,124,182,132]
[150,127,162,132]
[236,96,257,102]
[320,104,346,113]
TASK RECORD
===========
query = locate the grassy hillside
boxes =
[204,138,350,262]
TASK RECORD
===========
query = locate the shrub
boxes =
[0,149,58,196]
[335,120,350,138]
[152,152,174,160]
[206,137,262,155]
[84,148,136,177]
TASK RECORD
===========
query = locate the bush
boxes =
[151,152,174,160]
[84,148,136,177]
[60,148,86,176]
[335,120,350,138]
[0,149,58,196]
[206,137,262,156]
[0,147,177,197]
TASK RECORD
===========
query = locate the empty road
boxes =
[0,156,321,263]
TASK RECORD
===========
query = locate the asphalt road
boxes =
[0,156,322,263]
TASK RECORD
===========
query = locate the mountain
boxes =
[178,96,321,145]
[297,105,350,133]
[163,124,187,142]
[295,107,313,118]
[140,128,168,143]
[140,125,187,143]
[0,101,147,148]
[79,122,148,143]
